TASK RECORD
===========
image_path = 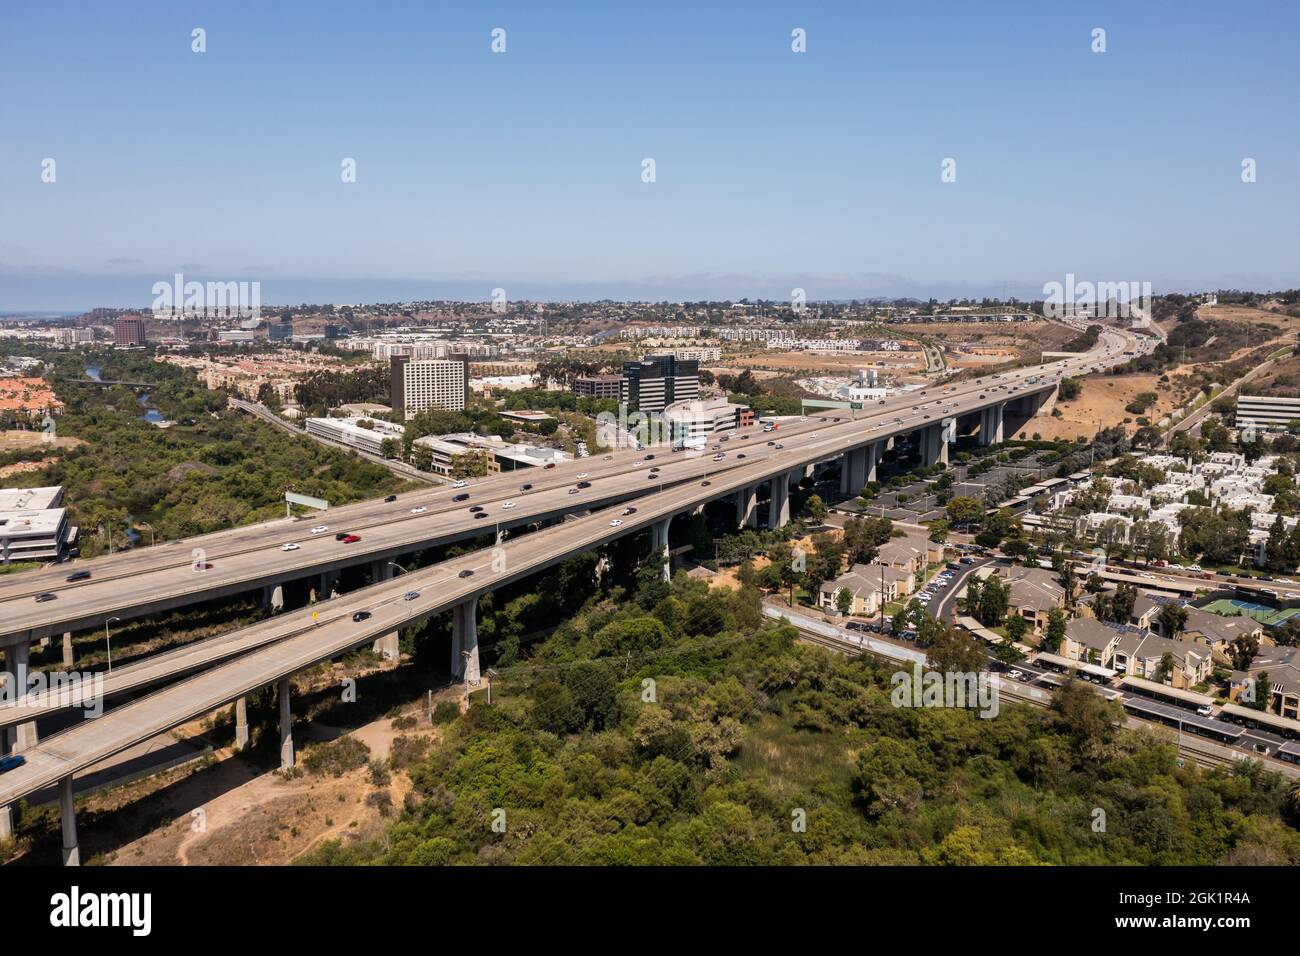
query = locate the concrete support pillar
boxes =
[736,485,758,529]
[63,631,73,668]
[767,472,792,529]
[979,403,1004,446]
[5,643,37,753]
[450,604,465,679]
[839,451,854,495]
[59,776,79,866]
[651,518,671,581]
[452,598,480,686]
[920,424,949,467]
[370,562,399,661]
[234,696,250,751]
[0,804,12,841]
[278,677,294,770]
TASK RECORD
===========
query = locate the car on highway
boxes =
[403,590,420,601]
[502,501,516,509]
[701,480,712,487]
[576,473,589,480]
[622,507,637,515]
[311,525,329,535]
[410,506,427,514]
[603,455,613,460]
[577,480,592,488]
[712,453,725,461]
[352,611,371,622]
[458,569,474,578]
[384,495,397,502]
[341,534,361,544]
[1186,564,1203,572]
[569,487,581,494]
[633,461,644,468]
[474,512,489,519]
[469,504,483,512]
[0,754,27,774]
[774,443,784,449]
[35,592,57,603]
[767,440,775,446]
[544,463,556,469]
[737,453,746,459]
[644,455,655,461]
[520,483,533,491]
[452,480,468,489]
[609,519,623,527]
[453,493,470,502]
[335,532,351,540]
[65,570,91,582]
[1007,670,1025,681]
[281,543,300,552]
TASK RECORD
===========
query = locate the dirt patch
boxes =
[0,430,84,452]
[1027,373,1176,440]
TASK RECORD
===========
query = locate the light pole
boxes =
[105,617,120,672]
[486,667,498,705]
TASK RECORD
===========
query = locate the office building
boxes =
[621,354,699,414]
[305,416,406,456]
[0,486,78,564]
[113,316,147,348]
[663,398,751,444]
[1236,394,1300,431]
[391,355,468,420]
[573,374,623,399]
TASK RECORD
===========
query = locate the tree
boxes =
[1005,613,1029,644]
[925,625,988,674]
[1156,604,1188,638]
[842,516,893,565]
[1155,652,1175,684]
[946,496,983,530]
[805,494,828,525]
[835,587,853,616]
[961,575,983,617]
[927,519,949,544]
[1044,607,1067,652]
[976,573,1008,628]
[803,532,845,600]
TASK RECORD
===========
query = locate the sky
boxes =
[0,0,1297,310]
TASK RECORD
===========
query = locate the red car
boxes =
[341,534,361,544]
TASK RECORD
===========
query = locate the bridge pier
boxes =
[370,562,400,661]
[63,631,73,668]
[920,424,948,467]
[840,443,880,495]
[234,696,250,751]
[3,643,38,752]
[451,599,480,685]
[278,677,294,770]
[735,485,758,529]
[0,804,11,840]
[59,775,79,866]
[317,571,338,600]
[979,403,1005,446]
[767,472,794,529]
[651,518,672,581]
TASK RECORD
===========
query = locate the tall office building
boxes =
[620,354,700,414]
[113,315,147,348]
[391,355,469,420]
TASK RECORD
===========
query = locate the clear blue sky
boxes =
[1,0,1297,309]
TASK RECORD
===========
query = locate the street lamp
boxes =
[388,561,409,577]
[105,617,120,672]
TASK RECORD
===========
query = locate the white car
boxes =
[502,501,516,510]
[281,543,300,551]
[609,519,623,527]
[1007,670,1025,681]
[310,526,329,535]
[452,480,468,489]
[1196,705,1214,717]
[576,473,589,480]
[1186,564,1203,573]
[633,461,644,468]
[410,507,426,514]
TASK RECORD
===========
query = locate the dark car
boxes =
[352,611,371,622]
[469,504,483,512]
[475,512,489,519]
[577,481,592,489]
[403,590,420,601]
[701,480,712,487]
[384,495,397,502]
[623,507,637,516]
[458,569,474,578]
[644,454,655,460]
[520,483,533,491]
[737,453,746,459]
[767,441,775,446]
[335,532,350,541]
[0,754,26,774]
[35,592,57,603]
[66,570,91,582]
[453,493,470,502]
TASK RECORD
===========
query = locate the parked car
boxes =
[1007,670,1025,681]
[544,463,556,469]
